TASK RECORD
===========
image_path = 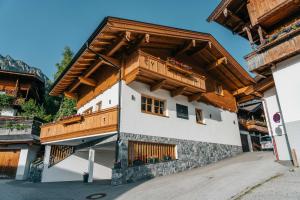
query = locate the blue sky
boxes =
[0,0,252,80]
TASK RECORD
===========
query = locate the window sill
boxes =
[141,111,169,118]
[196,121,206,125]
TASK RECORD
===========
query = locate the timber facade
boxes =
[40,17,254,184]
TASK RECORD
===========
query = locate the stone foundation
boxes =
[112,133,242,185]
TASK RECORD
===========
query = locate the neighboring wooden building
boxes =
[238,100,268,152]
[0,68,44,179]
[40,17,254,184]
[208,0,300,163]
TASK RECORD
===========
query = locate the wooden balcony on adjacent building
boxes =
[0,116,42,143]
[40,107,118,144]
[246,30,300,73]
[239,119,268,134]
[247,0,300,27]
[124,51,206,98]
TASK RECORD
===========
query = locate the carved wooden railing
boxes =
[246,32,300,72]
[125,51,206,91]
[40,107,118,143]
[239,119,268,133]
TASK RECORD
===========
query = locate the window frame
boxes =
[141,94,166,117]
[176,103,189,120]
[195,108,205,124]
[83,107,93,115]
[215,83,224,96]
[95,101,102,112]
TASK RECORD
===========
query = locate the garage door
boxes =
[0,150,20,179]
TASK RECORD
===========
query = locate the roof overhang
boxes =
[50,16,254,96]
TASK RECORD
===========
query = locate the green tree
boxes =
[54,46,74,80]
[52,46,77,120]
[20,99,52,122]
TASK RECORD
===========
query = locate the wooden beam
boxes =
[150,79,166,92]
[78,77,97,87]
[171,86,186,97]
[174,40,196,57]
[98,54,121,68]
[127,34,150,54]
[107,34,128,56]
[243,27,254,45]
[233,86,251,96]
[207,57,227,71]
[188,93,202,102]
[189,41,210,56]
[64,92,78,100]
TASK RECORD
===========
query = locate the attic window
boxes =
[215,84,223,96]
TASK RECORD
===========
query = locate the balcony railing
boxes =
[124,51,206,93]
[246,31,300,72]
[40,107,118,143]
[0,116,42,136]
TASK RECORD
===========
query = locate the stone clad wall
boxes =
[112,133,242,185]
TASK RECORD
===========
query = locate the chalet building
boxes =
[0,69,44,180]
[40,17,254,184]
[238,100,268,152]
[208,0,300,164]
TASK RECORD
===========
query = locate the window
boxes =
[83,107,93,115]
[141,95,165,116]
[96,101,102,112]
[215,83,223,96]
[128,141,176,166]
[176,104,189,119]
[195,108,204,124]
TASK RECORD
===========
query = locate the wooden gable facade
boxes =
[50,17,254,111]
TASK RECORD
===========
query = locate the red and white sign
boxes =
[273,112,281,123]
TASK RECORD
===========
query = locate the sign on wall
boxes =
[273,112,281,123]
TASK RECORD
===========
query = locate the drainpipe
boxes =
[85,43,122,163]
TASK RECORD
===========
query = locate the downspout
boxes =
[85,43,122,163]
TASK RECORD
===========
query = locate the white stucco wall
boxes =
[272,54,300,162]
[120,81,241,146]
[262,87,291,160]
[42,149,114,182]
[77,83,119,114]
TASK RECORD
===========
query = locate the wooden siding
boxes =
[128,141,176,166]
[0,150,20,179]
[246,33,300,72]
[49,146,75,167]
[40,107,118,143]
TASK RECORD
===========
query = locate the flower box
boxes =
[60,115,82,125]
[166,58,193,76]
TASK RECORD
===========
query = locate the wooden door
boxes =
[0,150,20,179]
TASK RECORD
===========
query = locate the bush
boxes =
[0,94,13,108]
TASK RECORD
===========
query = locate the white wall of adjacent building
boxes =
[120,81,241,146]
[271,54,300,162]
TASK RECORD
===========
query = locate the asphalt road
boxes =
[0,152,291,200]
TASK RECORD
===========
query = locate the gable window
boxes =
[195,108,204,124]
[83,107,93,115]
[141,95,165,116]
[176,104,189,119]
[215,83,223,96]
[96,101,102,112]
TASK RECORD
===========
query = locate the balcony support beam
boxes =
[207,57,227,71]
[150,79,166,92]
[78,77,97,87]
[64,92,78,100]
[188,93,202,102]
[174,40,196,57]
[171,86,186,97]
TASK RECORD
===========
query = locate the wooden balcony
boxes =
[246,31,300,72]
[124,51,206,97]
[0,116,42,143]
[40,107,118,144]
[247,0,299,27]
[239,119,268,134]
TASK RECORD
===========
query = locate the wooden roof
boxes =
[50,17,254,96]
